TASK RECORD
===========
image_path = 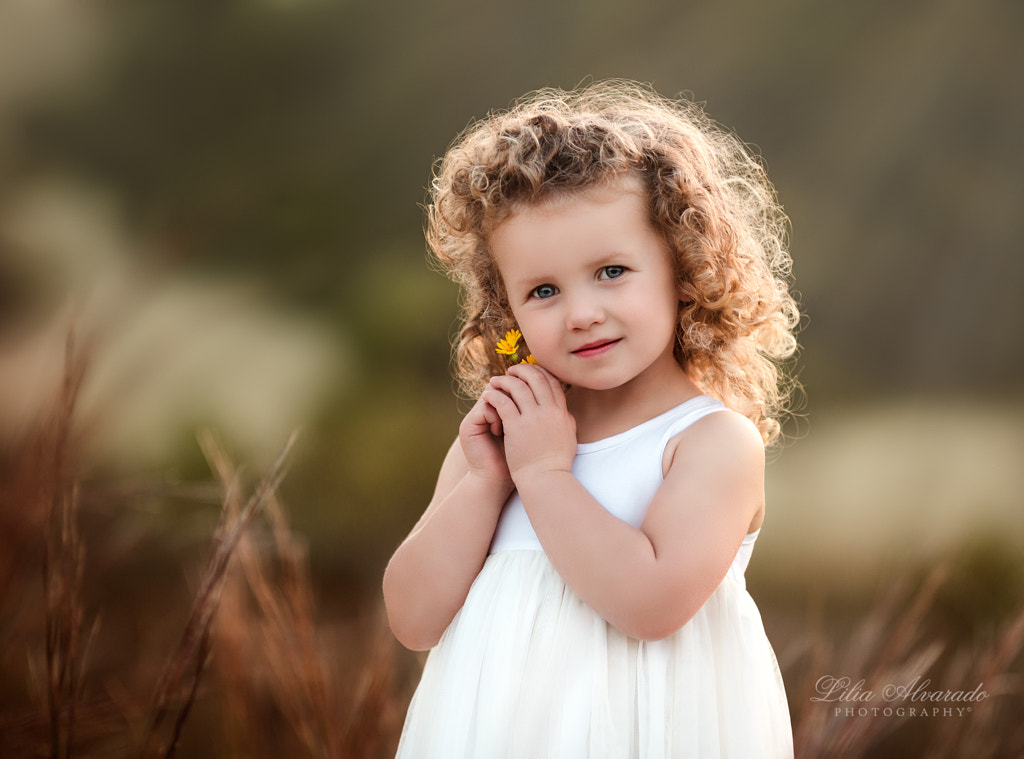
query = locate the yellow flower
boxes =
[520,354,537,364]
[494,329,522,356]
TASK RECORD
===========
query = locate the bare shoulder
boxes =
[658,407,766,533]
[662,407,765,478]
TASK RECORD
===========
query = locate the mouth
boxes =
[571,339,621,358]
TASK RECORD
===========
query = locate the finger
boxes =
[488,374,539,412]
[481,402,504,436]
[507,363,558,406]
[481,385,521,421]
[508,363,566,411]
[540,366,569,409]
[462,397,494,430]
[465,394,510,433]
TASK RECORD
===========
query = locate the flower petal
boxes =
[494,328,522,355]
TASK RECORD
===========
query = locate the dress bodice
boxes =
[489,395,761,588]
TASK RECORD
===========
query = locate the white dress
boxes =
[396,396,793,758]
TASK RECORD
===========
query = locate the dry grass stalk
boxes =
[43,483,88,759]
[218,516,342,756]
[39,325,95,759]
[242,496,342,755]
[337,611,403,759]
[790,566,948,758]
[206,429,342,758]
[137,430,296,759]
[926,602,1024,759]
[788,563,1024,759]
[206,433,405,758]
[1,322,144,756]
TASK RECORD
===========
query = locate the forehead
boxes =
[488,179,661,276]
[484,171,645,231]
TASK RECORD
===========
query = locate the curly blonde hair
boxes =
[426,81,800,443]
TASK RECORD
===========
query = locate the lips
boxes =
[571,338,621,358]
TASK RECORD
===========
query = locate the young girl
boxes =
[383,80,799,758]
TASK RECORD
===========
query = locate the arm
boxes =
[486,364,764,641]
[382,397,514,651]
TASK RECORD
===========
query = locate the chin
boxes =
[568,377,628,392]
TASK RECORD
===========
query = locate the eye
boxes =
[599,265,626,280]
[530,283,558,299]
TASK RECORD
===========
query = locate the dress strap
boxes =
[659,396,727,449]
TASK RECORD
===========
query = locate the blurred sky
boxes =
[1,0,1022,593]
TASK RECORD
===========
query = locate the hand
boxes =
[458,394,513,487]
[481,364,577,483]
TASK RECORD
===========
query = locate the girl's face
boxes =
[490,181,682,394]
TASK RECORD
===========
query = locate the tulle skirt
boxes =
[396,550,793,759]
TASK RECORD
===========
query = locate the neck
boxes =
[567,359,702,444]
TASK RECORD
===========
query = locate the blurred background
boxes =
[1,0,1022,755]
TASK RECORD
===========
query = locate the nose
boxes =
[564,291,605,331]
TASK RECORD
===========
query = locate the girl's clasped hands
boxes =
[459,357,576,490]
[481,363,577,483]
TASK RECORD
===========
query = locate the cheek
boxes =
[515,316,556,355]
[628,291,680,340]
[625,287,673,321]
[652,279,683,320]
[517,322,545,351]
